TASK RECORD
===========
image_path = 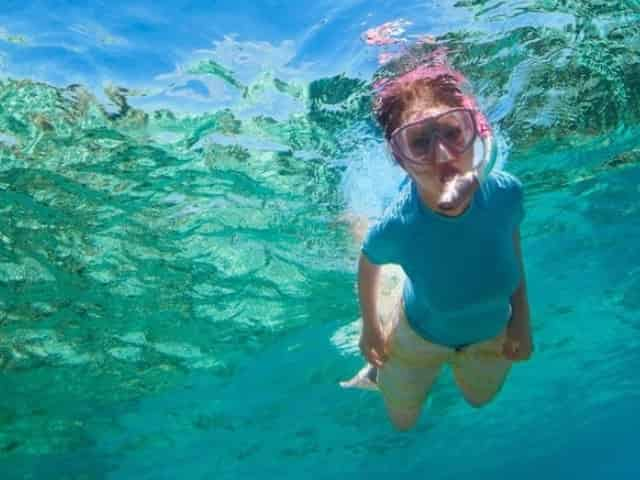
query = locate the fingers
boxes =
[502,347,518,361]
[502,339,519,360]
[363,346,385,368]
[502,340,532,362]
[359,325,389,368]
[360,340,387,368]
[369,356,384,369]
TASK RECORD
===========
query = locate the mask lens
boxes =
[391,109,476,165]
[404,123,436,159]
[436,110,475,153]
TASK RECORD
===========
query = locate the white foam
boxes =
[339,141,406,220]
[108,346,143,362]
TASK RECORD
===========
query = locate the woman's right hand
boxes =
[359,321,388,368]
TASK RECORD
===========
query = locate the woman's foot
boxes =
[339,364,379,391]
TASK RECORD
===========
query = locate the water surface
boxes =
[1,1,639,478]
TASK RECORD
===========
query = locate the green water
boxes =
[1,0,640,478]
[0,73,363,456]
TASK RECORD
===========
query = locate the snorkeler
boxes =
[341,50,533,431]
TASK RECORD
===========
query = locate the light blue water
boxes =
[1,1,640,478]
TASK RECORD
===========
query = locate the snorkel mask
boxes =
[389,106,494,210]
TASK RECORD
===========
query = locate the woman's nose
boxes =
[434,140,454,164]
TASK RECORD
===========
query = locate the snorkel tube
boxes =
[471,100,497,183]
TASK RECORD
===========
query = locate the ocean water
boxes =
[1,1,639,478]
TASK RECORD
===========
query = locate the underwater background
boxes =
[1,0,639,478]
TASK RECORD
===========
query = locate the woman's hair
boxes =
[373,73,467,140]
[371,47,491,142]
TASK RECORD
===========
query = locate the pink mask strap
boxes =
[462,96,491,138]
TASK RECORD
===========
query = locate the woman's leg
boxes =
[378,356,442,431]
[377,303,450,431]
[451,334,512,408]
[341,215,444,429]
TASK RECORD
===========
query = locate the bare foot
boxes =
[340,364,379,391]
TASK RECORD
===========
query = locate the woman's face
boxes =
[393,104,476,206]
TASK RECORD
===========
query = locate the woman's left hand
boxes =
[502,321,533,362]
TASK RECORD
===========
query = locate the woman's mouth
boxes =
[437,170,479,211]
[439,164,460,185]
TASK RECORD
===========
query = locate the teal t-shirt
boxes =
[362,171,525,348]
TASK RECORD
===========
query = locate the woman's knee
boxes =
[386,405,422,431]
[463,394,494,408]
[460,386,503,408]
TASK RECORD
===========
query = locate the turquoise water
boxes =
[1,1,640,478]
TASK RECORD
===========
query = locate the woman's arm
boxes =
[505,228,533,361]
[358,253,387,367]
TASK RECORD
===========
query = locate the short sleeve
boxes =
[493,170,525,227]
[361,216,404,265]
[510,175,525,226]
